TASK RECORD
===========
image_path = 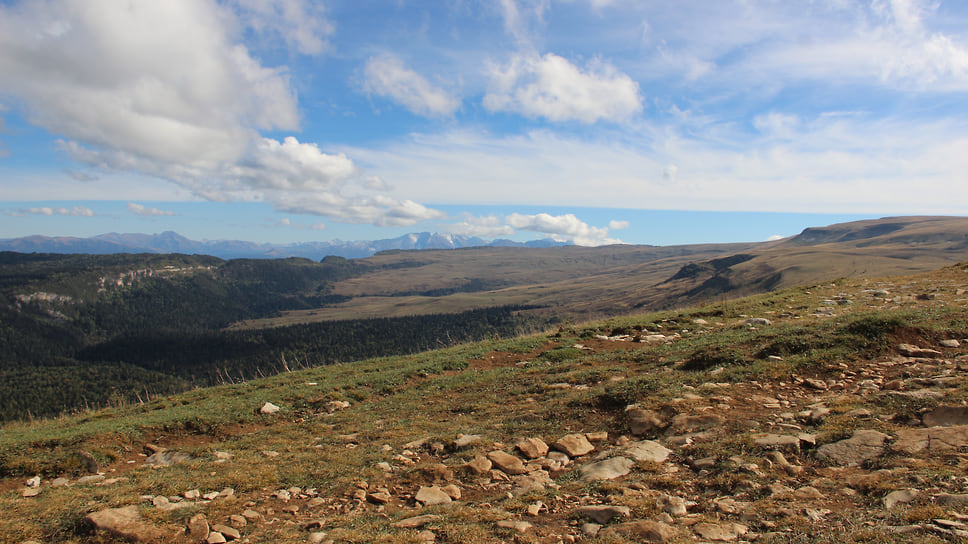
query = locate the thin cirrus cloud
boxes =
[17,206,95,217]
[363,55,461,118]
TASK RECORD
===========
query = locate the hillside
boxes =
[4,216,968,421]
[2,262,968,543]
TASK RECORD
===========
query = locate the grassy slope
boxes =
[230,216,968,329]
[2,262,968,542]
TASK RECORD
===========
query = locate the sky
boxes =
[1,0,967,247]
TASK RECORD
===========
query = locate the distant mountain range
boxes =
[0,231,569,260]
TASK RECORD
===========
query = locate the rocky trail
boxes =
[6,266,968,543]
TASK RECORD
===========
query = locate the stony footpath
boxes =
[8,268,968,543]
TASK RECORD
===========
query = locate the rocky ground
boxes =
[6,265,968,543]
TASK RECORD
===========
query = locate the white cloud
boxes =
[340,111,968,216]
[22,206,94,217]
[363,55,461,117]
[608,220,630,230]
[446,215,516,238]
[484,53,642,123]
[506,212,620,245]
[0,0,298,171]
[497,0,550,48]
[0,0,436,229]
[127,202,176,217]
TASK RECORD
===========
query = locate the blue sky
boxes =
[1,0,967,246]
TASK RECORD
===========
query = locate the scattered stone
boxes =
[259,401,280,414]
[897,344,942,358]
[241,509,263,522]
[307,532,329,544]
[22,487,42,498]
[657,494,688,516]
[694,522,748,542]
[325,400,350,412]
[146,450,193,467]
[25,475,40,488]
[206,532,227,544]
[211,525,240,541]
[415,486,452,506]
[923,406,968,427]
[453,434,483,449]
[486,451,527,475]
[496,520,532,533]
[85,506,166,542]
[367,492,391,504]
[893,425,968,453]
[941,339,961,348]
[76,474,105,485]
[803,378,828,390]
[575,505,630,523]
[580,456,635,481]
[883,489,918,509]
[745,318,773,326]
[816,429,889,466]
[78,451,100,474]
[187,514,210,541]
[582,523,602,537]
[627,407,666,436]
[228,515,247,529]
[464,455,492,475]
[601,521,677,542]
[553,434,595,457]
[515,437,549,459]
[936,493,968,506]
[623,440,671,463]
[753,433,802,453]
[669,414,726,435]
[393,514,441,529]
[441,484,462,500]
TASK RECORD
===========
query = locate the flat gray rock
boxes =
[923,406,968,427]
[816,430,889,466]
[623,440,671,463]
[580,456,635,481]
[85,506,166,542]
[575,505,630,523]
[893,425,968,453]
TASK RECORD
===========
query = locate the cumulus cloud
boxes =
[446,214,516,238]
[363,55,461,117]
[22,206,94,217]
[484,53,642,123]
[127,202,176,217]
[0,0,438,228]
[506,212,621,245]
